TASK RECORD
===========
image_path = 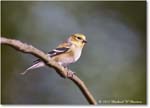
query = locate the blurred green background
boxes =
[1,1,146,104]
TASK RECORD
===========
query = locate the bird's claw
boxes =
[67,70,75,78]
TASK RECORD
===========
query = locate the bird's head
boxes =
[68,33,87,48]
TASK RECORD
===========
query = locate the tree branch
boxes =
[1,37,97,105]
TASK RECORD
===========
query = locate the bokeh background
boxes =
[1,1,146,104]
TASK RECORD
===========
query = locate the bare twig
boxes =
[1,37,97,105]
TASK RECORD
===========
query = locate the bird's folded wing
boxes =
[33,41,72,63]
[33,47,69,64]
[48,47,69,57]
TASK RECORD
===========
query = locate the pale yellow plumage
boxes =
[21,33,87,76]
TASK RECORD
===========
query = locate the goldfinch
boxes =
[21,33,87,77]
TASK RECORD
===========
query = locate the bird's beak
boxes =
[83,40,87,43]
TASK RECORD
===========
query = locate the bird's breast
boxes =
[73,48,82,62]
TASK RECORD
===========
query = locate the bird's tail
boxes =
[20,62,45,75]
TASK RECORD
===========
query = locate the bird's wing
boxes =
[33,42,71,63]
[48,47,70,57]
[48,41,71,57]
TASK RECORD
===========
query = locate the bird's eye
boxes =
[77,37,82,40]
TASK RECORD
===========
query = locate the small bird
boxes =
[21,33,87,77]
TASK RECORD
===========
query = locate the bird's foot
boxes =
[67,70,75,78]
[63,66,75,78]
